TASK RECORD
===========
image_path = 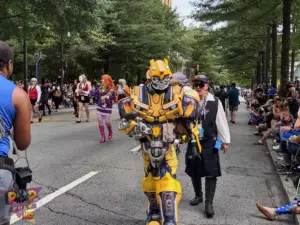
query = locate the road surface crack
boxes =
[65,191,140,222]
[32,180,57,192]
[45,205,107,225]
[32,180,140,223]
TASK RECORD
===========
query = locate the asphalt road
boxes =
[10,103,295,225]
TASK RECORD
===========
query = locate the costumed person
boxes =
[72,79,79,117]
[90,74,115,143]
[117,78,130,119]
[116,79,130,101]
[186,75,230,218]
[170,72,193,157]
[76,74,91,123]
[28,77,42,123]
[118,59,201,225]
[256,202,300,221]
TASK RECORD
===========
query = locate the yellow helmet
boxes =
[148,59,172,90]
[149,59,172,79]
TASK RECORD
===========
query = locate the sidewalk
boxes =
[266,139,300,225]
[244,102,300,224]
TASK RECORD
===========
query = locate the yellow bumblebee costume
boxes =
[118,59,201,225]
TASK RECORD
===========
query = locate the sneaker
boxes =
[277,156,283,160]
[254,140,264,145]
[273,145,280,150]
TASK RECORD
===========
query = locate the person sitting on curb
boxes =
[256,201,300,221]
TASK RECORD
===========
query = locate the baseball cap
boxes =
[172,72,189,85]
[192,75,209,84]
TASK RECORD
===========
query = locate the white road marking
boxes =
[10,171,99,224]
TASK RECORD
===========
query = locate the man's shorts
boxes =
[229,105,238,112]
[0,169,13,225]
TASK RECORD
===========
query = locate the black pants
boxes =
[53,96,61,110]
[41,100,51,114]
[73,98,78,115]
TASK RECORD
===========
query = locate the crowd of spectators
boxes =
[247,81,300,177]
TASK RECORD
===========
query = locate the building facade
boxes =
[161,0,172,8]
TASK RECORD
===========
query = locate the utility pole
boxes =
[34,52,41,84]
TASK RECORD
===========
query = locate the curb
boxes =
[265,139,300,224]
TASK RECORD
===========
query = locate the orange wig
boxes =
[101,74,113,91]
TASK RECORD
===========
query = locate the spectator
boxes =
[215,85,228,112]
[228,82,240,124]
[0,41,31,225]
[40,79,51,116]
[267,84,277,99]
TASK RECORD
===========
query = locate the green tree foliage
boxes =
[191,0,300,92]
[1,0,192,85]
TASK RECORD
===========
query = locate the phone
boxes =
[214,140,222,150]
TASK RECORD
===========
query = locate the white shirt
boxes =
[204,93,231,144]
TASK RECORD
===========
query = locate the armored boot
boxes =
[156,173,182,225]
[145,192,161,225]
[190,177,203,206]
[205,177,217,218]
[158,191,178,225]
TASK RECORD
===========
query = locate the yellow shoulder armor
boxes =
[182,88,199,119]
[132,86,140,97]
[184,88,200,102]
[172,84,184,96]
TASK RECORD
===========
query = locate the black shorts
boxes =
[79,95,90,104]
[229,105,238,112]
[30,99,37,106]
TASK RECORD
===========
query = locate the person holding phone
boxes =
[186,75,230,218]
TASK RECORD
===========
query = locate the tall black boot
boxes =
[190,177,203,206]
[205,177,217,218]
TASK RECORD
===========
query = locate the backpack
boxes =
[54,89,61,97]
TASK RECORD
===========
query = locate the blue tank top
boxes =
[0,75,16,156]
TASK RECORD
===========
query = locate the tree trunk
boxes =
[280,0,291,97]
[23,35,28,92]
[22,4,28,92]
[262,51,265,84]
[256,53,262,84]
[265,27,271,85]
[60,35,64,88]
[271,22,278,87]
[291,49,295,81]
[290,20,296,82]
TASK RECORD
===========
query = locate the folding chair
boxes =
[285,141,300,181]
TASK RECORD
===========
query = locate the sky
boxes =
[172,0,227,29]
[172,0,199,27]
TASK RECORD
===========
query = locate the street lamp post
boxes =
[34,52,41,84]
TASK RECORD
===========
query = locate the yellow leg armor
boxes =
[142,173,161,224]
[142,144,181,225]
[164,145,179,176]
[156,172,182,225]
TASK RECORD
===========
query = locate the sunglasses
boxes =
[193,82,206,89]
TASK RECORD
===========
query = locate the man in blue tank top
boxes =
[0,42,31,225]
